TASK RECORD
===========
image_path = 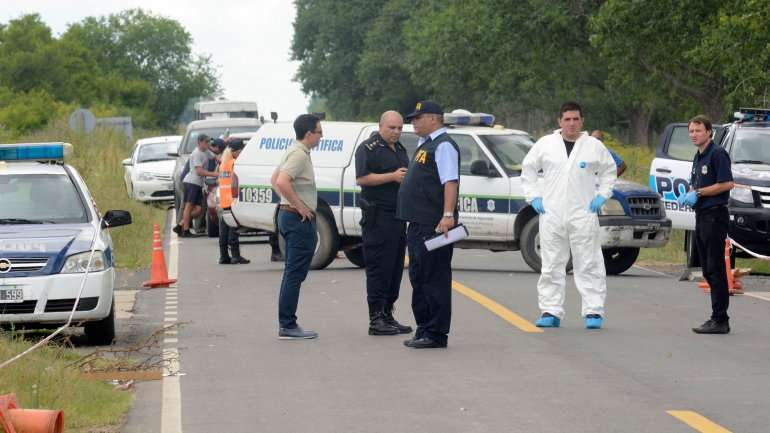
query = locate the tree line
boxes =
[292,0,769,145]
[0,9,220,136]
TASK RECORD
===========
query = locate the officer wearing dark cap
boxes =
[397,100,460,349]
[355,110,412,336]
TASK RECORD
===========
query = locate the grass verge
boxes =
[607,137,770,273]
[0,334,133,433]
[14,119,169,268]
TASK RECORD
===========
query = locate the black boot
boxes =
[218,244,231,264]
[384,304,413,334]
[230,245,250,264]
[368,303,398,336]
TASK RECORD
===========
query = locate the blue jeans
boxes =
[277,210,317,329]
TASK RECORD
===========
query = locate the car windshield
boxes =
[0,174,88,223]
[730,128,770,164]
[182,126,259,153]
[137,142,176,163]
[479,134,534,175]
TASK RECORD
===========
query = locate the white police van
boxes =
[0,143,132,344]
[225,111,671,274]
[650,108,770,267]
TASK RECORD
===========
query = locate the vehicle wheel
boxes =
[278,206,340,270]
[685,230,700,268]
[344,246,365,268]
[519,216,573,273]
[84,301,116,345]
[206,211,219,238]
[602,247,640,275]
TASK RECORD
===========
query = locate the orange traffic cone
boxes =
[0,394,64,433]
[143,224,177,288]
[699,239,739,294]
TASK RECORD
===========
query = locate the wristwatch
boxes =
[696,189,702,197]
[443,212,454,218]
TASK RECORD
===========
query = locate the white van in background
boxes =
[193,100,259,120]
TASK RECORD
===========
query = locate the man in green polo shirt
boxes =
[271,114,322,339]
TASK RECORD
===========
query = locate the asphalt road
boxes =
[123,229,770,433]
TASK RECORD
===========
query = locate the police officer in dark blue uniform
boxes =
[355,110,413,336]
[397,101,460,349]
[677,115,734,334]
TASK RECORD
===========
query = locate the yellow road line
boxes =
[451,280,542,333]
[667,411,732,433]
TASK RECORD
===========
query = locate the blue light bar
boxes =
[0,143,70,161]
[444,111,496,127]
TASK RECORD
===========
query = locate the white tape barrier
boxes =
[729,237,770,261]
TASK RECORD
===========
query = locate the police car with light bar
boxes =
[0,143,131,344]
[650,107,770,266]
[225,110,671,274]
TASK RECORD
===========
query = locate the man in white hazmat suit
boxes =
[521,101,617,329]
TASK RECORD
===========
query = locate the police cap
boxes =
[405,100,443,120]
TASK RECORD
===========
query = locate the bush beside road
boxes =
[0,334,132,433]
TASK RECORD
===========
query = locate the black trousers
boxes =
[695,206,730,323]
[406,222,453,344]
[362,209,406,314]
[219,217,240,258]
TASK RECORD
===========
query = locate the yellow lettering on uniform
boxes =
[415,150,427,164]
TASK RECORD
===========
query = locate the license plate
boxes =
[239,186,274,203]
[0,287,23,303]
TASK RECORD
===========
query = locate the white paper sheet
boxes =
[424,224,469,251]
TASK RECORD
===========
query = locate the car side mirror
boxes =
[121,158,132,166]
[101,210,132,228]
[470,160,491,176]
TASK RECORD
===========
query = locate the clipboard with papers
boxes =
[424,224,470,251]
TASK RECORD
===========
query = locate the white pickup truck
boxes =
[224,112,671,274]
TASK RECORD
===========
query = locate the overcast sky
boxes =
[0,0,309,120]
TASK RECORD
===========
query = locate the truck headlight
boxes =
[600,198,625,216]
[730,186,753,204]
[61,251,107,273]
[137,172,156,181]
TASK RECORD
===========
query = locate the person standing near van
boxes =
[676,115,734,334]
[521,102,616,329]
[217,138,250,265]
[271,114,322,340]
[174,134,217,237]
[355,110,412,336]
[397,101,460,349]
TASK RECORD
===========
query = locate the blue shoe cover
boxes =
[585,316,603,329]
[535,315,560,328]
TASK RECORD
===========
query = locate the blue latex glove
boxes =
[532,197,545,214]
[679,190,698,207]
[589,195,607,213]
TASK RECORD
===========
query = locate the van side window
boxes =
[666,126,694,160]
[450,134,492,176]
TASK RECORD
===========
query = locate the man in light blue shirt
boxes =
[397,100,460,349]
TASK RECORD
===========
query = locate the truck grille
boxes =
[628,197,661,218]
[754,186,770,208]
[0,257,49,273]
